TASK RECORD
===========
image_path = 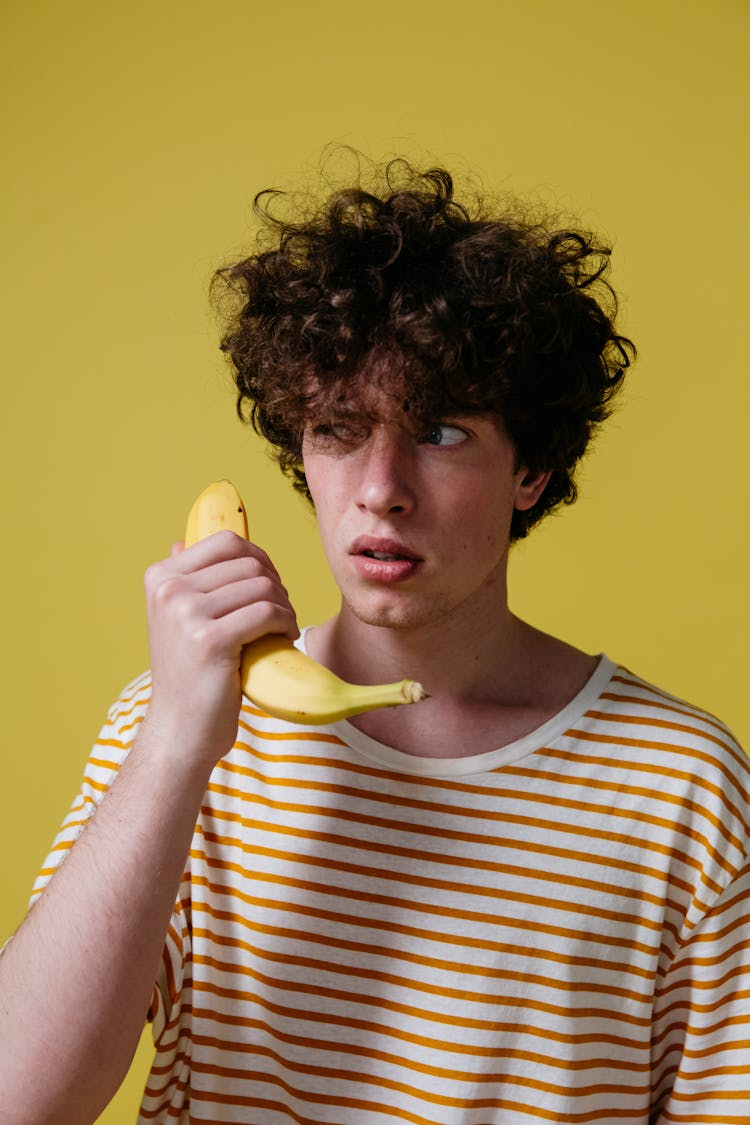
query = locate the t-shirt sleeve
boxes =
[28,670,190,1034]
[650,720,750,1121]
[651,865,750,1119]
[29,670,153,903]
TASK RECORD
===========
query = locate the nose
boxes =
[355,426,416,517]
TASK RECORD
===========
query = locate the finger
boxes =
[202,576,298,632]
[178,530,282,580]
[185,555,286,598]
[211,597,301,646]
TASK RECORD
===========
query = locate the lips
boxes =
[350,537,422,562]
[349,536,423,583]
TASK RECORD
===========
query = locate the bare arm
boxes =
[0,531,298,1125]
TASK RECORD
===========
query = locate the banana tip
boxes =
[404,680,429,704]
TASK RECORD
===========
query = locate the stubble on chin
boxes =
[340,590,450,633]
[339,557,509,637]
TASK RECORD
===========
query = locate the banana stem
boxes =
[344,680,428,712]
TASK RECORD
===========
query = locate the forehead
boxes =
[305,375,412,424]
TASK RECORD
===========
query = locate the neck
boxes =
[305,594,598,759]
[310,597,537,705]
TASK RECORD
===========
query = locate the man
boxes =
[2,159,749,1124]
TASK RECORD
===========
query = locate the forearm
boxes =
[0,722,213,1125]
[0,529,298,1123]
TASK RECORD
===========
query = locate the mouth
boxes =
[350,538,422,562]
[349,537,423,582]
[361,549,411,562]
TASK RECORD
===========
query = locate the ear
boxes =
[514,467,552,512]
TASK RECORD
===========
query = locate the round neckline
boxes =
[296,628,616,777]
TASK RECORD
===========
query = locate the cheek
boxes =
[303,448,347,501]
[304,465,348,543]
[308,478,346,524]
[303,459,328,511]
[452,506,512,569]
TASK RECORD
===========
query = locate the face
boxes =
[301,386,550,635]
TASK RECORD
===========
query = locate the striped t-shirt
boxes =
[32,654,750,1124]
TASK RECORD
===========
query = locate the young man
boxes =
[2,161,749,1124]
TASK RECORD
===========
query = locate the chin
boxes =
[343,594,447,632]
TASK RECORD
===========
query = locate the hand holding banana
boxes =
[184,480,427,724]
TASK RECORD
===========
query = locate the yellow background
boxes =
[2,1,748,1119]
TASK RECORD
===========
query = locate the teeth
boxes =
[366,551,401,561]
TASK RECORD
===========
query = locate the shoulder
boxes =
[580,662,750,860]
[104,668,153,727]
[88,670,153,781]
[592,664,745,771]
[568,659,749,817]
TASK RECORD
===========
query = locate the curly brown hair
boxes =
[213,158,635,539]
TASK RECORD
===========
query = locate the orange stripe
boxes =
[189,1016,649,1077]
[191,996,628,1066]
[205,778,705,894]
[228,731,746,868]
[597,694,739,747]
[659,1115,750,1124]
[557,733,749,839]
[114,672,152,705]
[186,1051,650,1110]
[191,875,658,981]
[656,987,750,1020]
[197,824,666,934]
[141,1049,189,1106]
[186,1067,649,1124]
[237,715,347,745]
[660,931,750,975]
[681,1032,750,1059]
[159,918,183,1008]
[579,709,749,806]
[217,746,740,871]
[193,975,648,1052]
[670,1082,750,1101]
[602,686,737,740]
[104,694,149,723]
[190,932,653,1028]
[189,897,650,1005]
[196,811,684,915]
[192,848,661,959]
[92,737,131,754]
[506,760,740,855]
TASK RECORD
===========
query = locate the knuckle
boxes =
[252,575,278,602]
[216,528,251,555]
[238,558,269,587]
[214,528,239,547]
[252,544,273,568]
[188,620,212,650]
[151,574,184,611]
[144,559,166,590]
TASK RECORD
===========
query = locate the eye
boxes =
[306,419,368,449]
[421,423,469,447]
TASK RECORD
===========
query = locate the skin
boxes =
[0,385,596,1120]
[302,387,598,756]
[0,531,298,1124]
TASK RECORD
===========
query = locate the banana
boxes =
[185,478,249,543]
[184,480,427,724]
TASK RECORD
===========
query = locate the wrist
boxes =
[133,707,227,789]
